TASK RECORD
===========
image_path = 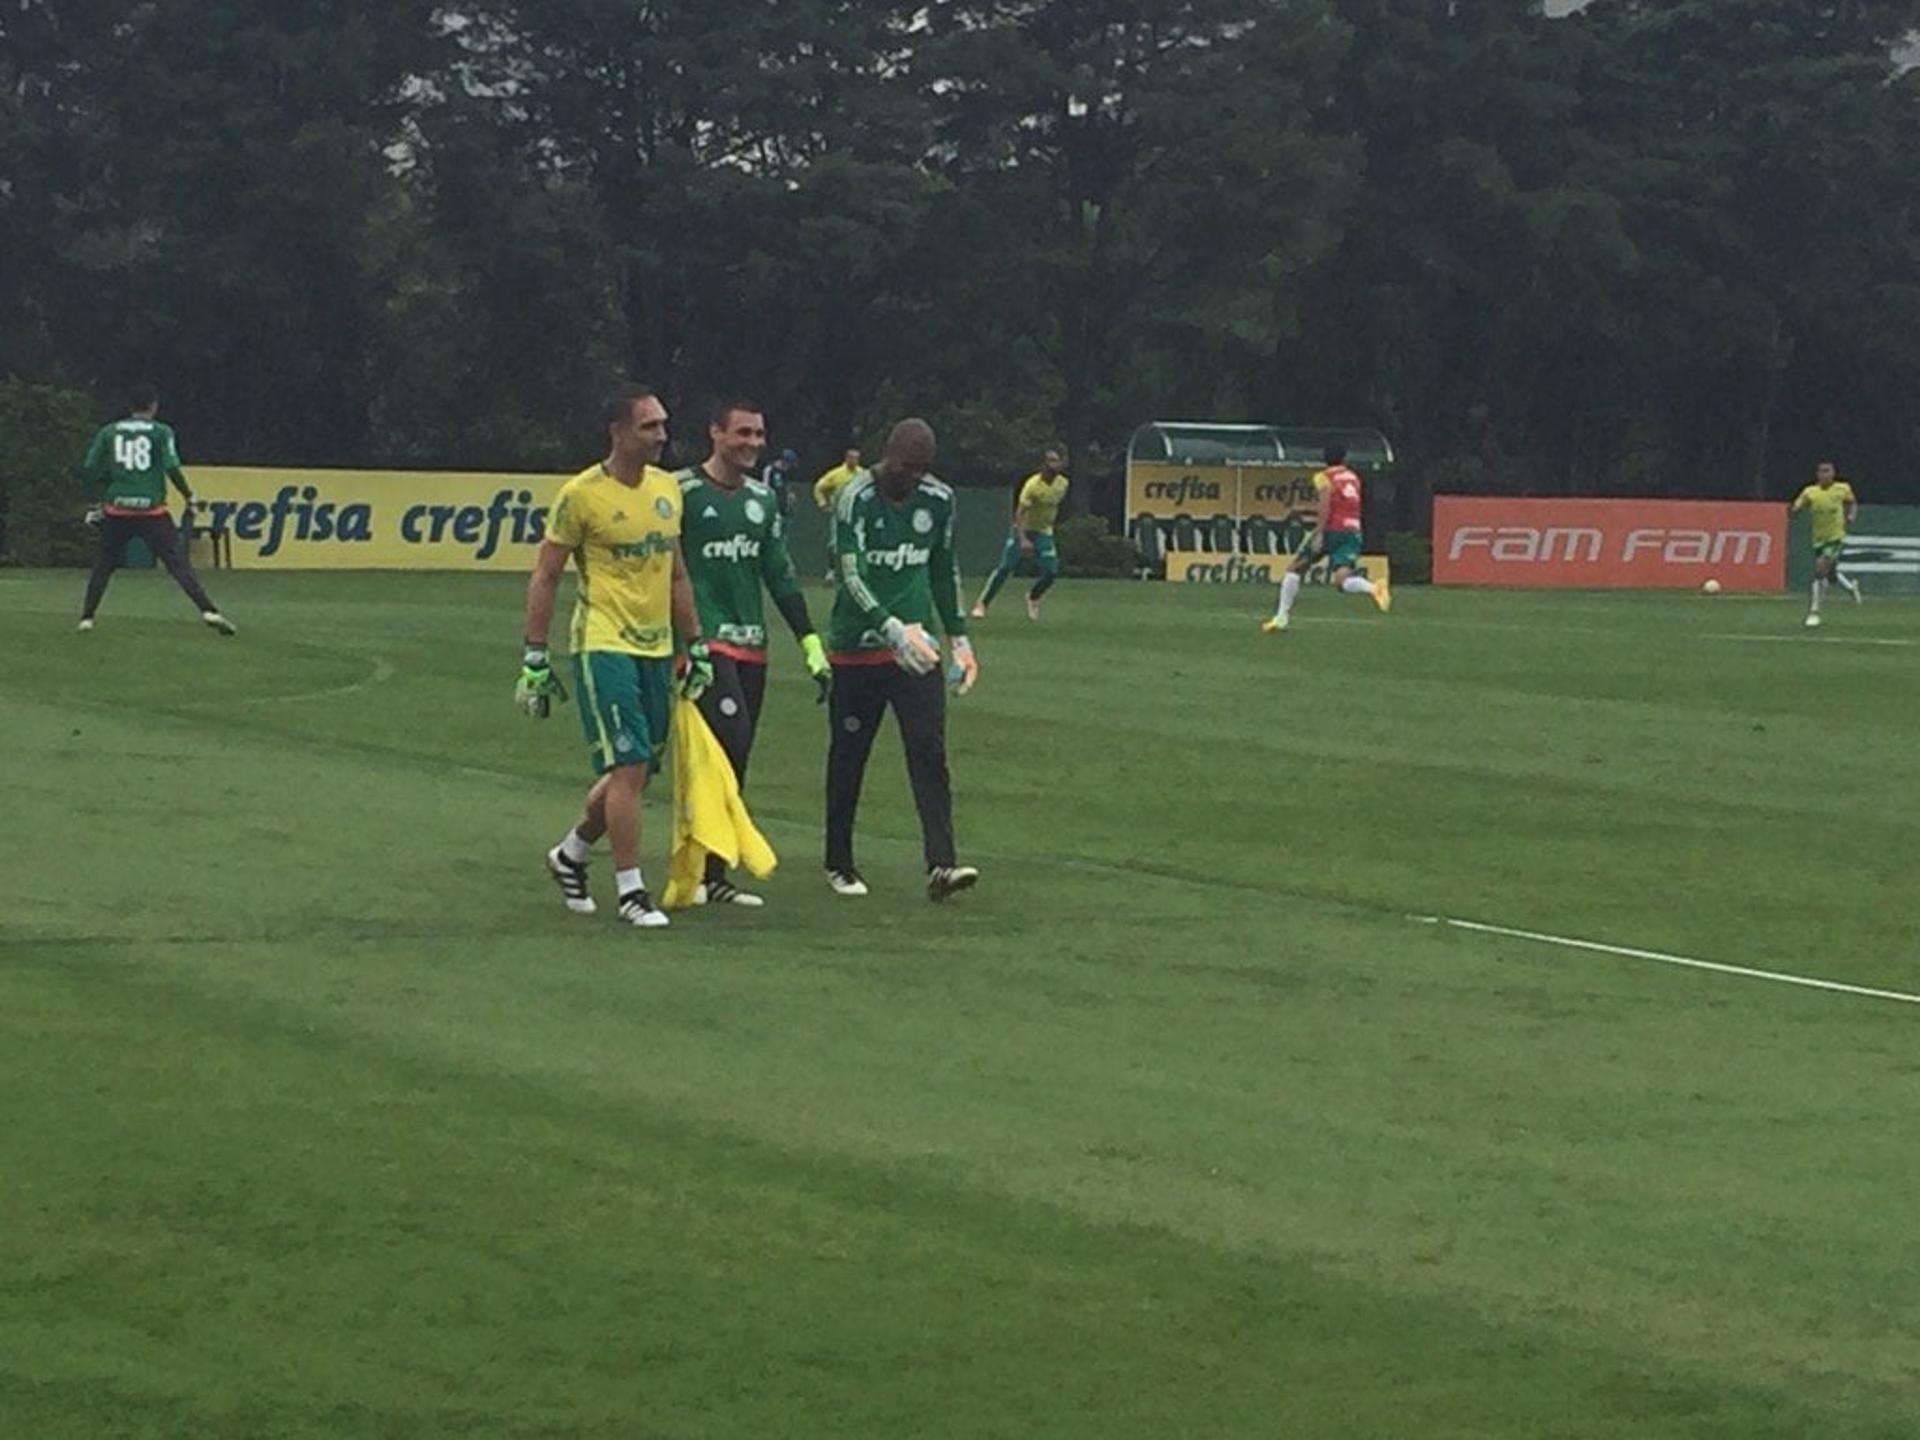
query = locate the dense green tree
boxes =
[5,0,1920,527]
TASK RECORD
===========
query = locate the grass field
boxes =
[3,566,1917,1438]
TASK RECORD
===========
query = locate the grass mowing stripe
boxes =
[1414,914,1920,1008]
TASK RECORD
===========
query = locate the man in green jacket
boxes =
[823,418,980,902]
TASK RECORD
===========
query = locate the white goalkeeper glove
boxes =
[881,616,939,676]
[946,635,978,695]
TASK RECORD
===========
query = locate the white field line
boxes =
[236,657,396,705]
[1411,914,1920,1008]
[1703,633,1916,648]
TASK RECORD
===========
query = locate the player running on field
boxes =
[1261,444,1389,632]
[971,446,1069,620]
[1792,460,1861,628]
[76,383,235,635]
[518,383,713,929]
[825,418,980,902]
[676,399,833,907]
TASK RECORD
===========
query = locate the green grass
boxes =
[3,568,1917,1437]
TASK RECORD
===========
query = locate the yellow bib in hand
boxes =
[663,698,777,909]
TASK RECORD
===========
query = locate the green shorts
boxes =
[572,650,673,775]
[1813,539,1845,564]
[1320,530,1363,571]
[997,530,1060,576]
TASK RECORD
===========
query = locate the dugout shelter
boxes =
[1126,421,1394,570]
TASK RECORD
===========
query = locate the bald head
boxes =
[877,417,936,493]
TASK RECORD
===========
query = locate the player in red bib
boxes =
[1262,444,1389,632]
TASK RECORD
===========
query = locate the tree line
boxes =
[5,0,1920,529]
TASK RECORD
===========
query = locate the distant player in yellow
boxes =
[971,447,1069,620]
[812,446,863,582]
[517,383,713,929]
[1792,460,1861,628]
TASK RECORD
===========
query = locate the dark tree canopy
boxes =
[5,0,1920,520]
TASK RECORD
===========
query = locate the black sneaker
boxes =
[927,865,979,902]
[826,868,869,897]
[617,889,669,928]
[546,847,595,915]
[697,878,766,907]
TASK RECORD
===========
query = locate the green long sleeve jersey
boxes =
[677,469,809,658]
[827,469,967,656]
[82,418,183,511]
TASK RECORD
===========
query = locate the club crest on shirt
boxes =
[745,499,765,525]
[654,496,675,519]
[912,509,934,534]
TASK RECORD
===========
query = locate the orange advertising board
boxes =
[1433,497,1786,590]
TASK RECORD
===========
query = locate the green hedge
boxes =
[0,380,98,567]
[1054,514,1143,578]
[1383,530,1432,584]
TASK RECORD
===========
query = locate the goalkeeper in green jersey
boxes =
[676,398,832,906]
[76,384,235,635]
[824,418,980,902]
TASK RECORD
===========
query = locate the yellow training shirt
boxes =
[813,463,859,510]
[1017,472,1070,535]
[1793,481,1855,545]
[547,463,683,657]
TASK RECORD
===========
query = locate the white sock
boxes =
[558,829,592,865]
[1276,572,1302,618]
[1839,571,1860,594]
[616,866,644,898]
[1341,575,1374,596]
[1810,579,1824,614]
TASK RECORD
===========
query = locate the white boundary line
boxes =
[236,657,396,706]
[1703,633,1916,648]
[1411,914,1920,1008]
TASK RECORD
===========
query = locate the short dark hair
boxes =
[601,382,657,429]
[129,382,159,412]
[709,396,763,430]
[1323,443,1348,465]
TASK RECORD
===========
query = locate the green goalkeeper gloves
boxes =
[678,638,714,701]
[515,645,568,718]
[800,632,832,703]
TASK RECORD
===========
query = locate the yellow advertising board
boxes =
[1125,461,1324,524]
[184,467,568,569]
[1166,549,1392,588]
[1125,461,1239,520]
[1239,466,1322,521]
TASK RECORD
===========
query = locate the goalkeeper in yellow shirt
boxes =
[970,447,1069,620]
[517,383,712,929]
[1791,461,1861,628]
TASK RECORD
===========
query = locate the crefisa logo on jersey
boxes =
[866,542,932,571]
[702,534,762,563]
